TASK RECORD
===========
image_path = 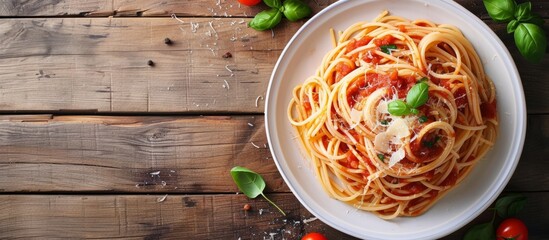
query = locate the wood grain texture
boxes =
[0,17,547,113]
[1,1,548,18]
[0,114,546,193]
[0,17,300,113]
[0,0,113,16]
[0,0,338,17]
[0,192,547,239]
[0,115,285,193]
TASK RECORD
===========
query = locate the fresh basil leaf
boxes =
[230,166,265,198]
[463,222,496,240]
[406,82,429,109]
[282,0,312,22]
[380,44,397,54]
[507,198,527,216]
[230,166,286,216]
[513,2,544,25]
[507,19,519,33]
[418,115,428,123]
[526,14,545,26]
[417,77,428,83]
[514,2,532,21]
[264,0,282,9]
[377,154,385,162]
[482,0,516,22]
[495,193,527,218]
[514,23,547,63]
[249,8,283,31]
[388,100,410,116]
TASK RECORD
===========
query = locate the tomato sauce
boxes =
[441,167,459,187]
[409,136,444,163]
[346,36,373,53]
[346,72,416,107]
[373,35,395,46]
[454,87,468,109]
[481,100,497,119]
[334,62,355,83]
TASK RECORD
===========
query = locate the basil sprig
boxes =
[230,166,286,216]
[282,0,312,22]
[264,0,282,8]
[388,81,429,116]
[483,0,546,63]
[248,0,312,31]
[463,194,527,240]
[483,0,516,22]
[249,8,282,31]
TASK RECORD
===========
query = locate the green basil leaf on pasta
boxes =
[249,8,283,31]
[282,0,312,22]
[406,82,429,109]
[388,100,410,116]
[482,0,516,22]
[514,23,547,63]
[380,44,397,54]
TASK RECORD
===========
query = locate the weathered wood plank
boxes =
[0,17,547,113]
[113,0,337,17]
[0,115,283,193]
[0,17,298,113]
[0,192,546,239]
[1,1,548,18]
[0,0,337,17]
[0,0,113,17]
[0,194,346,239]
[0,114,546,193]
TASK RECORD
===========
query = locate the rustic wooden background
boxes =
[0,0,547,239]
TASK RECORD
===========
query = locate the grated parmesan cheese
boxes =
[374,117,410,167]
[349,107,363,129]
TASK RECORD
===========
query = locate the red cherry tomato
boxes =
[497,218,528,240]
[302,232,328,240]
[237,0,262,6]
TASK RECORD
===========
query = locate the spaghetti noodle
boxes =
[287,11,498,219]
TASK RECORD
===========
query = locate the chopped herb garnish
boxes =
[380,44,397,54]
[418,115,428,123]
[377,154,385,162]
[380,120,388,125]
[423,136,441,148]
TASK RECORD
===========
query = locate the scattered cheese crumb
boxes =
[303,217,318,224]
[255,95,263,107]
[251,142,260,148]
[157,194,168,203]
[150,171,160,176]
[171,14,185,24]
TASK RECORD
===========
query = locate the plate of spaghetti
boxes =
[265,0,526,239]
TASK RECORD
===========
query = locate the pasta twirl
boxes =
[287,11,498,219]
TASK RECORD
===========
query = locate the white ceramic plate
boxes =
[265,0,526,239]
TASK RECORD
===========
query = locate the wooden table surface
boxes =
[0,0,547,239]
